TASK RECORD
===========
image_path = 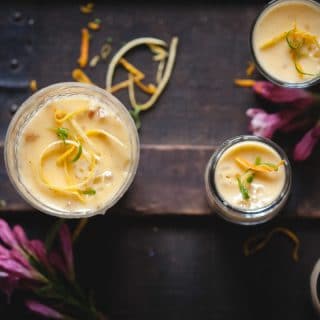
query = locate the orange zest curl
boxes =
[243,227,300,262]
[88,21,101,31]
[246,61,256,76]
[78,28,90,68]
[72,69,93,84]
[108,58,156,94]
[234,79,256,87]
[235,157,285,173]
[80,3,94,14]
[29,80,38,92]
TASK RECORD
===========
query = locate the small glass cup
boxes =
[4,82,140,219]
[205,135,292,225]
[250,0,320,88]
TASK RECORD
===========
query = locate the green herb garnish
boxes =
[255,156,261,165]
[293,58,315,76]
[94,18,101,24]
[286,29,304,50]
[246,173,255,184]
[56,127,69,142]
[129,108,141,130]
[71,144,82,162]
[81,188,96,195]
[236,176,250,200]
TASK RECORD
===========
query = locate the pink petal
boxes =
[13,225,30,251]
[25,300,64,319]
[246,107,305,138]
[246,108,282,138]
[10,249,31,269]
[253,81,315,108]
[59,224,74,279]
[294,124,320,161]
[0,258,33,280]
[0,244,10,257]
[29,240,50,269]
[0,220,19,249]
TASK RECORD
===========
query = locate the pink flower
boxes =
[0,220,65,297]
[294,122,320,161]
[29,240,51,270]
[253,81,317,108]
[246,107,304,138]
[0,259,34,280]
[0,220,107,319]
[25,300,65,319]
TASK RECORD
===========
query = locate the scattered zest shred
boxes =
[108,58,156,94]
[128,37,179,111]
[119,58,144,78]
[106,37,167,90]
[29,80,38,92]
[260,32,287,50]
[246,61,256,76]
[80,3,94,14]
[88,21,101,31]
[89,55,100,68]
[104,36,178,128]
[72,69,93,84]
[100,43,112,60]
[78,28,90,68]
[243,227,300,262]
[234,79,256,87]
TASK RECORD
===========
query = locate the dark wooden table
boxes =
[1,1,320,319]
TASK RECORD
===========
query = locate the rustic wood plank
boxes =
[1,144,319,217]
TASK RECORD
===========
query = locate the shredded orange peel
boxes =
[78,28,90,68]
[128,37,179,111]
[80,3,94,14]
[234,79,256,87]
[54,107,88,124]
[235,157,285,173]
[88,21,100,31]
[246,61,256,76]
[243,227,300,262]
[30,80,38,92]
[260,31,288,50]
[108,58,156,95]
[72,69,93,84]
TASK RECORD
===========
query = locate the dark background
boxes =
[1,1,320,319]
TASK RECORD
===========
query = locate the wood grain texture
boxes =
[1,144,320,217]
[0,2,319,217]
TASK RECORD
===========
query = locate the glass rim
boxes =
[4,82,140,219]
[205,135,292,225]
[249,0,320,89]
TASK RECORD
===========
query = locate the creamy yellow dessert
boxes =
[253,0,320,83]
[214,141,286,210]
[18,95,133,213]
